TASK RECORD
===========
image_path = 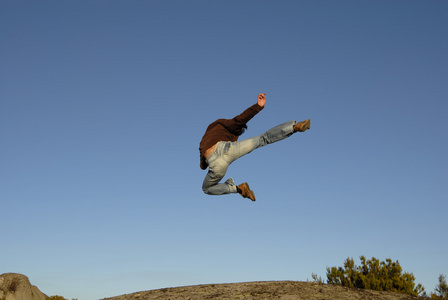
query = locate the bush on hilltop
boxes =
[431,274,448,300]
[326,256,425,296]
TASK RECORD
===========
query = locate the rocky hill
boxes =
[102,281,426,300]
[0,273,47,300]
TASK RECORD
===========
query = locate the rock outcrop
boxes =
[0,273,47,300]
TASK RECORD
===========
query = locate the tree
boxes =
[431,274,448,300]
[326,256,425,296]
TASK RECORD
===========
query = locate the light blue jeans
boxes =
[202,120,297,195]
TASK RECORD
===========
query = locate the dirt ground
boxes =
[102,281,426,300]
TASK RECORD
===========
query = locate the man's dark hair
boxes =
[234,124,247,136]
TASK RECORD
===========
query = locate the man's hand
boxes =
[257,93,266,107]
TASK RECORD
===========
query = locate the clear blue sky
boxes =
[1,1,447,299]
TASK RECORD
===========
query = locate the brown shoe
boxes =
[294,119,310,132]
[237,182,256,201]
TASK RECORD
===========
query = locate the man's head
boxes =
[234,124,247,136]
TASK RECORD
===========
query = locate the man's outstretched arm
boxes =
[230,93,266,125]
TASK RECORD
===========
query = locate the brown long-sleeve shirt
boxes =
[199,103,264,170]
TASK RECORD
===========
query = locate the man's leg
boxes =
[226,120,298,163]
[202,142,256,201]
[202,142,237,196]
[222,120,310,200]
[226,119,310,163]
[202,163,236,195]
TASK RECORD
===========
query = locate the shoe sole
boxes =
[248,190,256,201]
[241,182,256,201]
[302,119,310,130]
[298,119,310,132]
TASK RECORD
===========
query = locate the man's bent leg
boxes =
[202,174,237,195]
[202,150,238,195]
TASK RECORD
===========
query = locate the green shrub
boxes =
[47,296,67,300]
[311,272,324,284]
[431,274,448,300]
[326,256,425,296]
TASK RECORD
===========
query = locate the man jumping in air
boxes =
[199,93,310,201]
